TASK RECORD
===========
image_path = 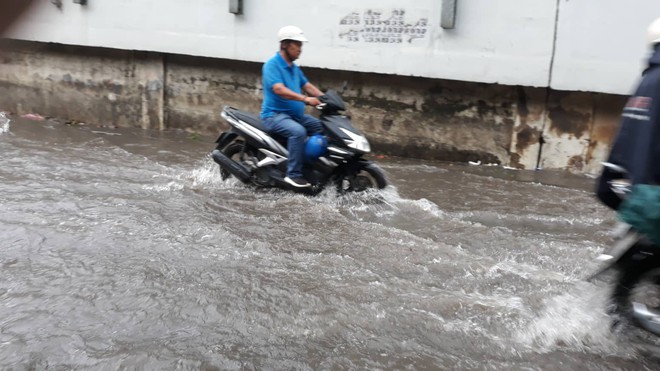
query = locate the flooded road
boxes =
[0,114,653,370]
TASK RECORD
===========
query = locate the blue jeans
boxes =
[263,113,323,178]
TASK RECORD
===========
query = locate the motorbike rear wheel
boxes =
[216,141,253,181]
[336,162,387,193]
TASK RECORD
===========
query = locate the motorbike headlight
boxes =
[339,128,371,153]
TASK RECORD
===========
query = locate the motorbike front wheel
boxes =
[611,249,660,336]
[336,162,388,193]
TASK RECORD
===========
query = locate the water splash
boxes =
[144,158,243,194]
[0,112,10,134]
[142,180,185,193]
[514,281,631,356]
[179,159,449,227]
[188,159,232,188]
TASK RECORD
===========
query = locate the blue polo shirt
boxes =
[260,52,309,120]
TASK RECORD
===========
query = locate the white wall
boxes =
[7,0,660,95]
[551,1,660,95]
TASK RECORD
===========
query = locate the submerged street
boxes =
[0,115,653,370]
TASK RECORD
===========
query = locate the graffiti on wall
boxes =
[339,9,429,44]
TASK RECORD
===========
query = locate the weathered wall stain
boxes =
[382,118,394,131]
[515,125,539,155]
[584,93,627,173]
[537,90,601,171]
[516,86,530,117]
[513,87,539,155]
[548,106,590,139]
[568,155,584,172]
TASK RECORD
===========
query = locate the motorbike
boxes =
[210,90,388,195]
[589,162,660,338]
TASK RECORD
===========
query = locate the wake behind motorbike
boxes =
[210,90,388,195]
[590,162,660,339]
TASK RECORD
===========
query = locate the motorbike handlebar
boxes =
[602,162,631,196]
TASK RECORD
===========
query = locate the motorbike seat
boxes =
[226,107,268,132]
[225,107,287,146]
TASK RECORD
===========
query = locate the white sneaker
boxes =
[284,176,311,188]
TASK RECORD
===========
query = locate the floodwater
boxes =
[0,114,654,370]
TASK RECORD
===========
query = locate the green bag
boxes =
[618,184,660,246]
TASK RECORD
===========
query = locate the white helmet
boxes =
[278,25,308,42]
[647,17,660,46]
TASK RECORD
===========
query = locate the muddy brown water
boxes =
[0,114,654,370]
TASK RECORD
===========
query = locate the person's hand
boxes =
[304,96,322,106]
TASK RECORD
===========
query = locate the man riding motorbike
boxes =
[261,25,324,188]
[596,17,660,210]
[593,17,660,336]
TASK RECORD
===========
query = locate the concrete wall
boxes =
[7,0,660,95]
[0,40,261,135]
[0,42,164,130]
[0,40,625,173]
[4,1,652,173]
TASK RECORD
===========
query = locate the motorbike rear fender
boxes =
[215,131,239,148]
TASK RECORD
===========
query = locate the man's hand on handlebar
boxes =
[304,96,322,107]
